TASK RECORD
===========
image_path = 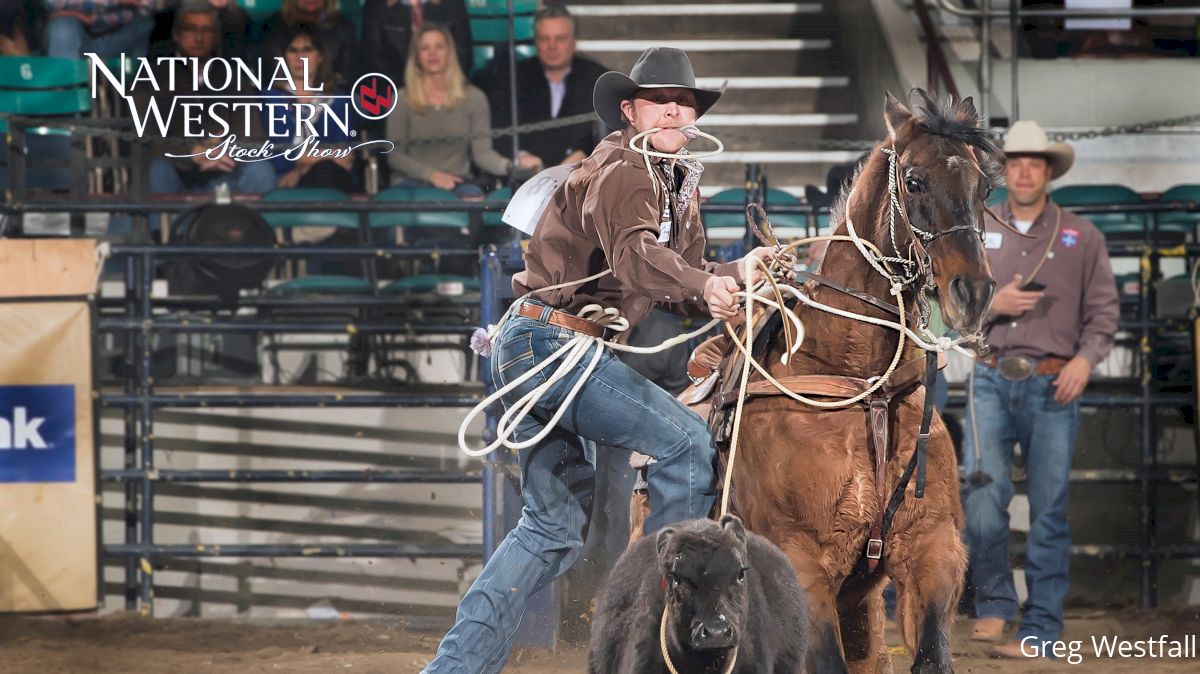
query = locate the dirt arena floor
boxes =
[2,608,1197,673]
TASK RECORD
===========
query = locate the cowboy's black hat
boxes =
[592,47,724,129]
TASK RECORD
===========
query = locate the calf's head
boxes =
[656,515,750,652]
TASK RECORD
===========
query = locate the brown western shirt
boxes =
[984,200,1119,367]
[513,127,743,329]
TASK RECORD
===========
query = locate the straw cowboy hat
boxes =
[592,47,724,130]
[1003,120,1075,179]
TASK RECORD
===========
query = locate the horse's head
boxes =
[882,90,1001,339]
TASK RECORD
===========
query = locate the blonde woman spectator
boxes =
[386,24,540,197]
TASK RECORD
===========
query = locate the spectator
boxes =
[360,0,472,89]
[261,24,359,192]
[44,0,155,59]
[0,0,32,55]
[477,5,606,168]
[385,24,538,197]
[150,0,250,59]
[962,120,1118,659]
[260,0,357,88]
[142,3,274,198]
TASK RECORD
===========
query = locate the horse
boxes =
[629,90,1002,674]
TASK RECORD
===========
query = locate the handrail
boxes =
[935,0,1200,19]
[913,0,961,100]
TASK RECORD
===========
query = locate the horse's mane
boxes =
[826,90,1003,237]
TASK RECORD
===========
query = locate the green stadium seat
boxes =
[237,0,282,23]
[260,187,361,230]
[266,274,372,295]
[0,57,92,192]
[1051,184,1147,236]
[482,187,511,227]
[466,0,538,16]
[382,274,480,295]
[470,16,535,43]
[987,186,1007,207]
[470,43,537,74]
[260,188,368,294]
[370,186,469,231]
[704,188,807,241]
[0,56,89,89]
[1157,184,1200,235]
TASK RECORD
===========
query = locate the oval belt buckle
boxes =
[999,356,1034,382]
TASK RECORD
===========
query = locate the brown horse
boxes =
[622,91,1001,672]
[725,92,1000,674]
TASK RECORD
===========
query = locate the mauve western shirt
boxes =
[983,200,1118,366]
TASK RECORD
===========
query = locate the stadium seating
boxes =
[260,187,370,294]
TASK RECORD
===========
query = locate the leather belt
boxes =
[517,301,607,338]
[983,354,1069,380]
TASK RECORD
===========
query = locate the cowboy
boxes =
[963,120,1118,657]
[420,48,781,674]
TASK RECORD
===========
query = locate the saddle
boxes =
[633,285,938,573]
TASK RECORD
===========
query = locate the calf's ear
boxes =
[656,526,677,559]
[719,514,746,543]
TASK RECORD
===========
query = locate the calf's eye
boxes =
[905,179,924,194]
[736,568,747,584]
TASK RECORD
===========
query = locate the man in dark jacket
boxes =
[360,0,472,88]
[477,5,606,168]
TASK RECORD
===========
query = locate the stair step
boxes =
[570,3,823,16]
[696,76,849,89]
[577,15,827,40]
[702,162,860,192]
[578,38,831,52]
[583,49,842,78]
[574,3,830,39]
[705,151,863,164]
[703,113,858,126]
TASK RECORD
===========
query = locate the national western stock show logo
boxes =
[86,54,398,162]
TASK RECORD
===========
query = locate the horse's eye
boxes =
[670,574,682,589]
[737,568,747,584]
[905,179,924,194]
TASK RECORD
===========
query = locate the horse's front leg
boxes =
[889,516,965,674]
[775,535,852,674]
[839,574,894,674]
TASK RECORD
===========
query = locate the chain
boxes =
[4,108,1198,152]
[1046,111,1200,142]
[0,110,601,149]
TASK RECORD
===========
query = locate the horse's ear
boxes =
[883,91,912,141]
[957,96,979,124]
[720,514,746,543]
[656,526,677,559]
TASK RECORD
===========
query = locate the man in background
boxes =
[478,5,606,168]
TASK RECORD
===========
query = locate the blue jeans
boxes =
[148,159,276,195]
[423,308,718,674]
[45,15,153,60]
[961,362,1080,643]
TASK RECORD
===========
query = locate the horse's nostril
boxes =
[982,279,996,304]
[950,276,972,307]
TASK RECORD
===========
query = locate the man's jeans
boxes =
[149,159,277,196]
[46,15,154,60]
[423,308,718,674]
[962,362,1080,643]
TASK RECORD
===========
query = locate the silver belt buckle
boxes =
[998,356,1034,382]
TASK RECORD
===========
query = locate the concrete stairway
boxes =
[570,0,866,196]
